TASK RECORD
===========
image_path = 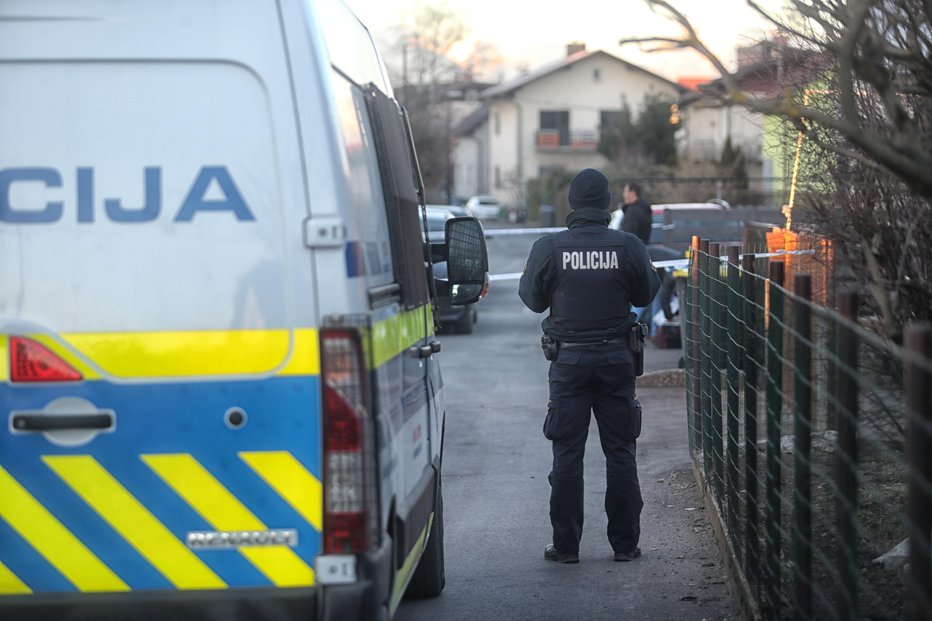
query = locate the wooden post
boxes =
[792,274,813,620]
[906,323,932,621]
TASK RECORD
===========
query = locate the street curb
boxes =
[636,368,685,388]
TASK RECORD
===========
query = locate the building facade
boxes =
[453,46,682,207]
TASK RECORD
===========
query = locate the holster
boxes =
[629,323,648,376]
[541,333,559,361]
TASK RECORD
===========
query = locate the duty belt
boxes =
[560,336,626,348]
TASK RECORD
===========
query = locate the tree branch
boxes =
[623,0,932,203]
[622,2,739,93]
[617,35,692,51]
[836,0,870,131]
[859,231,899,338]
[790,125,885,172]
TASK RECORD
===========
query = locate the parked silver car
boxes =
[465,195,502,220]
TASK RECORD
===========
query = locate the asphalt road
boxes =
[395,230,741,621]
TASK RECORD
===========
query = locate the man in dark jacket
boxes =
[519,168,660,564]
[621,182,652,245]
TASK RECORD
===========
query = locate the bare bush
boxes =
[621,0,932,339]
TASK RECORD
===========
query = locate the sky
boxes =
[344,0,785,84]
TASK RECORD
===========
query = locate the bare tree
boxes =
[620,0,932,203]
[379,6,500,202]
[804,91,932,338]
[461,40,505,82]
[379,7,468,202]
[404,5,466,87]
[620,0,932,338]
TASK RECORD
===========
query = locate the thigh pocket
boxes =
[630,398,642,440]
[543,402,559,440]
[618,398,642,441]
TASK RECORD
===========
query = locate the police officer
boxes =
[519,168,660,564]
[620,182,652,246]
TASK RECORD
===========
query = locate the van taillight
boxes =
[9,336,82,383]
[321,328,377,554]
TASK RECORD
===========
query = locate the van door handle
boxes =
[11,412,114,432]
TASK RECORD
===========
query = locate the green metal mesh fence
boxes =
[684,241,932,621]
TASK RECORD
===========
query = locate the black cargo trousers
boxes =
[544,340,643,555]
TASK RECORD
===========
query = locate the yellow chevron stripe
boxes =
[239,452,322,531]
[0,560,31,595]
[142,454,314,588]
[0,465,128,593]
[43,456,226,591]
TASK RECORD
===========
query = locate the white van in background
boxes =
[0,1,487,619]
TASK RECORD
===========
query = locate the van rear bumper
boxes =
[319,536,393,621]
[3,538,394,621]
[1,587,317,621]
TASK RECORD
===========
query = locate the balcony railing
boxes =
[536,129,599,152]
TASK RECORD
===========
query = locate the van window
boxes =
[331,69,393,285]
[364,85,430,310]
[317,0,392,96]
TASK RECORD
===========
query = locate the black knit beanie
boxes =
[568,168,611,210]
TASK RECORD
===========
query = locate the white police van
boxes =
[0,1,488,619]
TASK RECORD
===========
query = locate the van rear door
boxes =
[0,0,323,607]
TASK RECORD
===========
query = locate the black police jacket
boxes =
[621,197,652,245]
[518,207,661,342]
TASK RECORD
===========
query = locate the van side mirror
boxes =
[444,217,489,305]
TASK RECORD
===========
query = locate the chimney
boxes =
[566,42,586,57]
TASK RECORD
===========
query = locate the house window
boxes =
[494,112,501,135]
[539,110,569,146]
[593,68,601,82]
[494,166,502,189]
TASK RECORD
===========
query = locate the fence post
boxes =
[689,236,702,452]
[710,242,724,498]
[765,261,785,620]
[700,239,713,478]
[905,323,932,621]
[742,253,760,596]
[826,312,837,433]
[726,245,741,541]
[835,291,859,621]
[792,274,813,621]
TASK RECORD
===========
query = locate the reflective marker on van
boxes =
[9,337,82,383]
